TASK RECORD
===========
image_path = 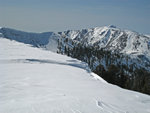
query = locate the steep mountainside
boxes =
[60,25,150,60]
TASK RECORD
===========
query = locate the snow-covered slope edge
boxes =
[0,38,150,113]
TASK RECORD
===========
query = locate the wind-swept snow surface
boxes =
[0,38,150,113]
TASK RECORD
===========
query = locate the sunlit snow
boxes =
[0,38,150,113]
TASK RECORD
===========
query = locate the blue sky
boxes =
[0,0,150,34]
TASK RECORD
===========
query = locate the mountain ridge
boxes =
[0,26,150,70]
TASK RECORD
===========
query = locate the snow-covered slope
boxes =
[0,38,150,113]
[0,27,59,52]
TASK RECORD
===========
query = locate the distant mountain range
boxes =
[1,25,150,71]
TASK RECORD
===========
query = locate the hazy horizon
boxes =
[0,0,150,34]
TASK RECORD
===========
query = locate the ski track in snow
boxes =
[96,100,128,113]
[0,38,150,113]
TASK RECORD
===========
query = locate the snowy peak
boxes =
[61,26,150,56]
[108,25,117,28]
[61,26,120,46]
